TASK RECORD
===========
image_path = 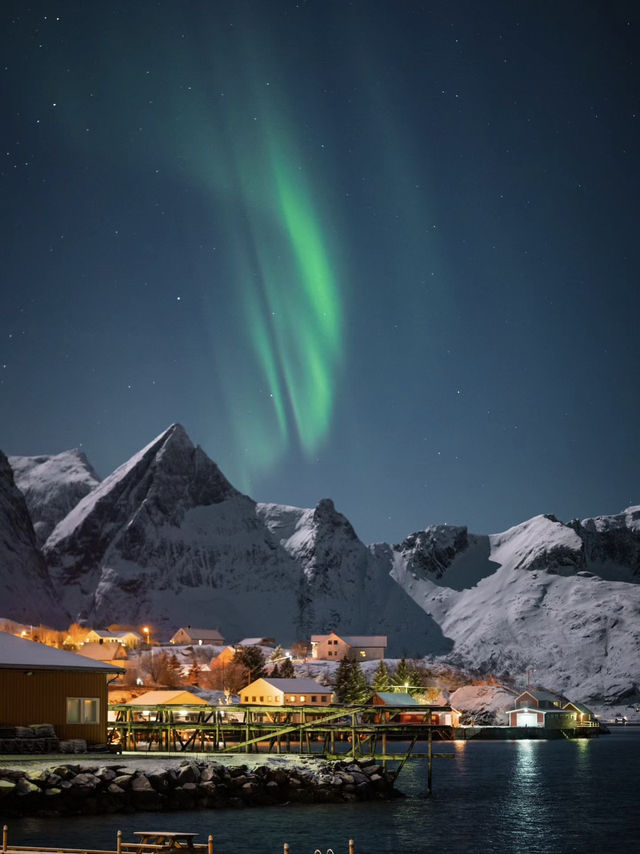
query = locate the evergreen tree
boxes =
[270,663,281,678]
[392,658,412,692]
[269,645,286,663]
[333,657,369,703]
[349,659,370,703]
[234,645,266,684]
[279,657,295,678]
[371,660,391,692]
[333,657,352,703]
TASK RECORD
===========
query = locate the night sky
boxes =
[2,1,639,545]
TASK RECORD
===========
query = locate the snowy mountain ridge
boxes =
[3,424,640,707]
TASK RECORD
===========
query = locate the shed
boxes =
[0,632,124,743]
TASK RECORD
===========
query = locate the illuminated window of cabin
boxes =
[300,696,305,703]
[66,697,99,724]
[360,651,366,658]
[289,695,296,702]
[267,695,273,702]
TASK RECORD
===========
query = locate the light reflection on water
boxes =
[7,730,640,854]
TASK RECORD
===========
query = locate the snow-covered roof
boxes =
[171,628,224,641]
[520,689,563,704]
[247,678,332,694]
[78,642,128,661]
[341,635,387,647]
[237,637,275,647]
[0,632,124,673]
[127,690,207,705]
[373,692,418,706]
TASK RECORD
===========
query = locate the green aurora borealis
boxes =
[4,0,640,542]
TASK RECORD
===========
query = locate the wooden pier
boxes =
[108,701,455,790]
[2,826,356,854]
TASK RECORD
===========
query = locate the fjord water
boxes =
[9,729,640,854]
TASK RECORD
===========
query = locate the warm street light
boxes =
[142,626,150,646]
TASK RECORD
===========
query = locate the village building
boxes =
[121,689,208,722]
[562,700,598,727]
[506,689,577,729]
[169,627,225,646]
[240,677,333,706]
[81,629,142,649]
[0,632,123,743]
[76,642,128,669]
[310,631,387,661]
[371,691,460,725]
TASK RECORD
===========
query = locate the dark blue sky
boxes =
[2,1,639,544]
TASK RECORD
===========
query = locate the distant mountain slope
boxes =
[0,451,66,626]
[390,512,640,704]
[9,450,100,545]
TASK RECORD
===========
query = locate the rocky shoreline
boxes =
[0,758,400,817]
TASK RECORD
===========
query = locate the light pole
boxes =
[142,626,150,648]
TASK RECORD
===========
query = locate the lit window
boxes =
[360,651,366,658]
[300,696,305,703]
[66,698,99,724]
[289,695,296,703]
[267,695,273,702]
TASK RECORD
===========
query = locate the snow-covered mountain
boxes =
[2,424,638,708]
[390,512,640,705]
[42,425,435,654]
[9,450,100,545]
[0,451,66,625]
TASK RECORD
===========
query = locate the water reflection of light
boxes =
[495,740,559,850]
[453,740,467,752]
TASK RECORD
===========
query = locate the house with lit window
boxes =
[0,632,124,744]
[562,700,597,727]
[76,642,128,669]
[506,689,576,729]
[310,632,387,661]
[240,677,333,706]
[82,629,142,649]
[169,627,225,646]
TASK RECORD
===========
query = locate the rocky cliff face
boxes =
[9,450,100,545]
[0,451,66,626]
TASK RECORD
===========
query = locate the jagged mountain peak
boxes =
[9,448,100,545]
[45,424,238,551]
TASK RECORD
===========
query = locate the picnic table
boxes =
[132,832,199,851]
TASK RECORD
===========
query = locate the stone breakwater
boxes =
[0,758,400,817]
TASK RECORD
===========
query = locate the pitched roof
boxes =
[247,678,333,694]
[310,633,387,646]
[172,628,224,641]
[78,642,128,661]
[373,692,419,706]
[0,632,124,673]
[127,690,207,705]
[341,635,387,647]
[521,689,563,703]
